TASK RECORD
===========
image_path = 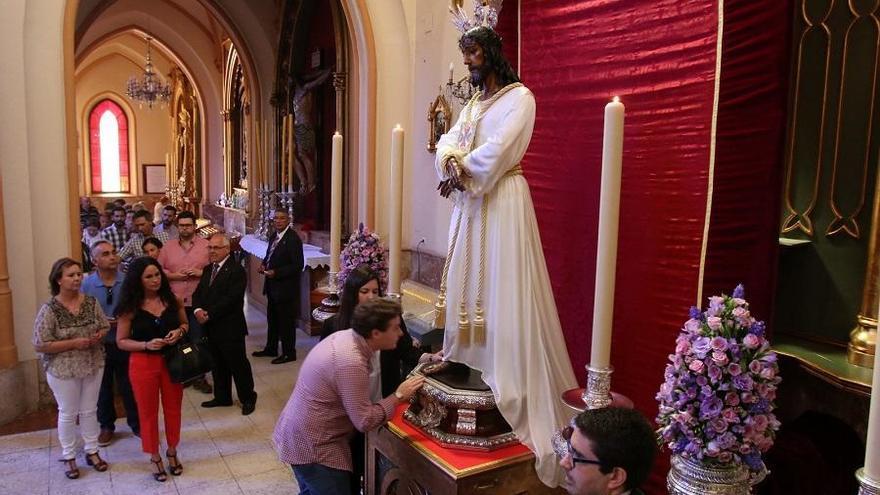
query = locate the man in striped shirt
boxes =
[101,206,129,252]
[117,210,169,262]
[273,298,425,494]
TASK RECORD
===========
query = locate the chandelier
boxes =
[125,36,171,109]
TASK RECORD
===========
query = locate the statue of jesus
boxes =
[434,24,578,487]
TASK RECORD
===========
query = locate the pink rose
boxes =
[689,359,706,374]
[759,367,776,380]
[684,318,702,333]
[707,316,723,331]
[749,360,762,374]
[743,333,761,349]
[724,391,740,406]
[711,351,729,366]
[675,339,691,354]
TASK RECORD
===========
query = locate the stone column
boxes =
[0,175,18,369]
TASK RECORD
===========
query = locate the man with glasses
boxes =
[158,210,213,393]
[81,240,139,446]
[254,210,303,364]
[559,407,656,495]
[193,234,257,415]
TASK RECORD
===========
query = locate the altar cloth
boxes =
[386,403,534,479]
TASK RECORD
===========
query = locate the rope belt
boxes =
[433,163,523,347]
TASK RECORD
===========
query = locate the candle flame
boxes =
[612,96,621,103]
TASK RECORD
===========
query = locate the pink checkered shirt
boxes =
[157,236,209,307]
[273,329,398,472]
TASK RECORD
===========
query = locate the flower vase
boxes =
[667,454,754,495]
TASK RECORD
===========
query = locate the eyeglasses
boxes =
[105,286,113,305]
[560,426,605,467]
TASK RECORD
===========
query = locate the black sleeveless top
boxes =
[130,306,180,353]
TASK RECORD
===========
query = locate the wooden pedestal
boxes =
[366,420,564,494]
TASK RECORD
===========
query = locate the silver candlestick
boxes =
[256,186,272,240]
[858,468,880,495]
[582,365,614,410]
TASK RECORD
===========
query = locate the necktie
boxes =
[210,263,220,285]
[265,236,280,268]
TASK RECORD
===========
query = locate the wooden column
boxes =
[0,176,18,368]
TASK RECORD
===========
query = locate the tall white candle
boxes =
[590,96,625,369]
[287,115,295,191]
[388,124,405,294]
[864,313,880,479]
[330,132,343,274]
[449,62,454,82]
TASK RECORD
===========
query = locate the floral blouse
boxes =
[33,296,108,379]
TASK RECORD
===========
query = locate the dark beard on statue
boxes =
[469,65,489,88]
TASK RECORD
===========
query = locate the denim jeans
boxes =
[291,463,351,495]
[97,342,139,434]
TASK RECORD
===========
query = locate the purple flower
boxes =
[750,321,766,337]
[684,318,702,334]
[693,337,712,357]
[700,396,723,419]
[732,284,745,299]
[733,374,754,391]
[689,306,703,320]
[708,365,722,382]
[728,363,743,376]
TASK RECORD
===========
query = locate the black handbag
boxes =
[163,335,213,384]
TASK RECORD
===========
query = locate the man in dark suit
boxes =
[193,233,258,415]
[253,209,304,364]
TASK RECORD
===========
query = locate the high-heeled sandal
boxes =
[166,451,183,476]
[60,458,79,479]
[85,452,108,472]
[150,458,167,482]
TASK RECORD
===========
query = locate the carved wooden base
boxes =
[366,424,564,495]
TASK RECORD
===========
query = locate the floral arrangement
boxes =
[656,285,782,473]
[337,223,388,290]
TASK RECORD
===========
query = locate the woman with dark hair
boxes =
[141,237,163,259]
[33,258,110,480]
[115,256,188,482]
[321,265,441,494]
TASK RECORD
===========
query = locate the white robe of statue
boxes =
[436,84,578,487]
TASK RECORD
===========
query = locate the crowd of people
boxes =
[37,197,273,481]
[41,196,659,494]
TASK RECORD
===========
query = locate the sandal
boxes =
[61,458,79,480]
[166,450,183,476]
[85,452,109,472]
[150,457,167,482]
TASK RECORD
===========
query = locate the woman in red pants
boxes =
[116,256,188,482]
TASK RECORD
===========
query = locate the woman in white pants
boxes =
[33,258,110,479]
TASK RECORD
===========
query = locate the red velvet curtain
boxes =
[702,0,792,325]
[519,1,791,492]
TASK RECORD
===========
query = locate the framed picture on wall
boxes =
[142,163,167,194]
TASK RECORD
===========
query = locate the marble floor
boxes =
[0,301,316,495]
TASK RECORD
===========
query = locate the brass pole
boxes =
[0,175,19,368]
[849,164,880,368]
